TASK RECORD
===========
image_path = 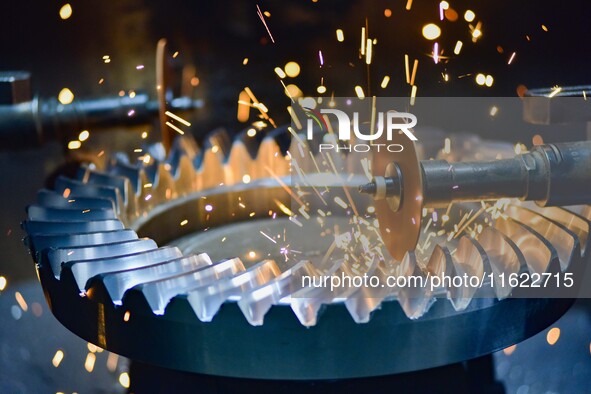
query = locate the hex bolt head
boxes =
[0,71,32,105]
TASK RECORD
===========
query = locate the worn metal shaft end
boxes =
[358,177,391,200]
[358,181,377,195]
[359,169,403,212]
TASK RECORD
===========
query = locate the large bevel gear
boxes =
[22,126,591,379]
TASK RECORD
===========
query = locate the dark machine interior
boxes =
[0,1,590,393]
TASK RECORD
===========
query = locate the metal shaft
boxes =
[0,93,200,150]
[360,140,591,209]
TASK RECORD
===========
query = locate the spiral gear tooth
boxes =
[494,214,560,275]
[125,257,245,315]
[78,167,139,223]
[226,140,255,185]
[520,201,590,256]
[397,251,435,319]
[505,204,579,271]
[173,155,198,196]
[344,259,399,323]
[169,135,201,166]
[26,204,117,222]
[36,189,115,211]
[108,159,143,194]
[54,176,127,222]
[447,236,487,311]
[425,244,454,280]
[96,252,213,306]
[205,128,233,158]
[478,226,523,299]
[289,258,352,327]
[237,260,317,326]
[138,162,177,211]
[186,259,282,322]
[252,137,289,180]
[197,147,227,189]
[288,133,314,172]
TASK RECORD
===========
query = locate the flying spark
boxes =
[256,4,275,43]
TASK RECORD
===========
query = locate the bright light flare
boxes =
[422,23,441,40]
[546,327,560,345]
[68,140,81,150]
[354,86,365,98]
[119,372,130,388]
[59,4,72,20]
[78,130,89,142]
[58,88,74,104]
[284,62,300,77]
[52,350,64,367]
[464,10,475,22]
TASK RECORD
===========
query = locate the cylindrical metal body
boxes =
[421,158,528,207]
[0,94,199,150]
[422,141,591,207]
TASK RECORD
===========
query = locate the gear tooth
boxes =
[520,202,589,256]
[506,204,577,271]
[237,128,266,159]
[110,152,131,166]
[426,244,453,279]
[54,176,126,221]
[206,128,233,158]
[143,141,167,162]
[254,137,289,180]
[77,167,138,223]
[27,204,117,222]
[168,135,200,175]
[343,256,386,324]
[171,134,200,158]
[47,238,159,280]
[95,252,212,306]
[288,134,317,172]
[22,219,124,238]
[173,155,197,196]
[26,229,138,265]
[109,160,142,195]
[495,215,558,275]
[142,161,160,184]
[446,236,485,311]
[64,245,182,292]
[140,163,177,210]
[396,251,435,319]
[136,170,154,214]
[288,132,307,159]
[238,259,316,326]
[226,140,254,185]
[127,257,245,315]
[479,227,523,299]
[36,189,115,211]
[289,258,345,327]
[563,205,591,223]
[186,259,281,322]
[197,149,226,190]
[266,125,292,155]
